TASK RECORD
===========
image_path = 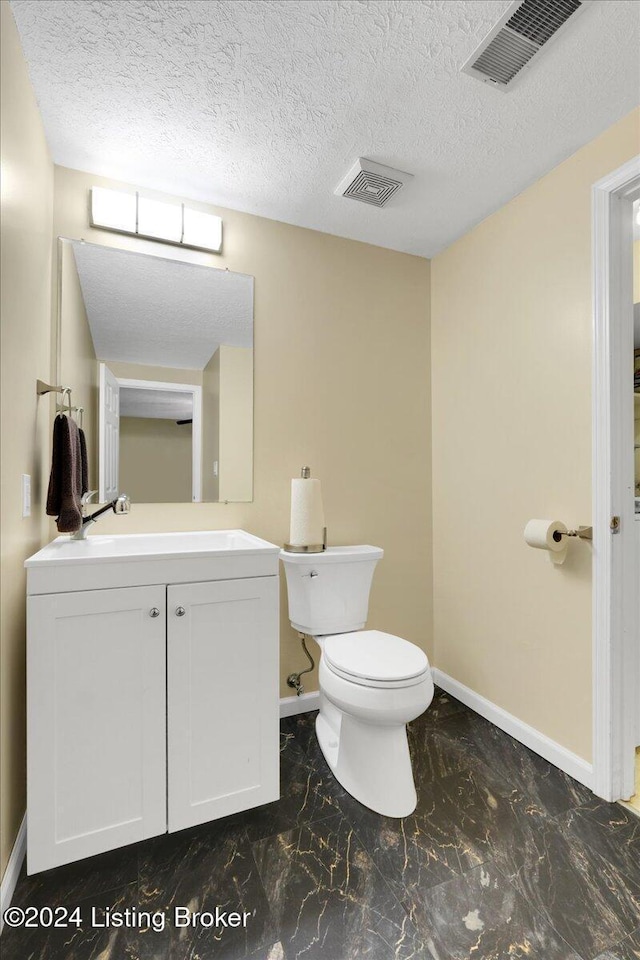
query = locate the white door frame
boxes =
[592,155,640,801]
[117,377,203,503]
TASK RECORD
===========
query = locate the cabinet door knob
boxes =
[149,607,160,618]
[175,606,186,617]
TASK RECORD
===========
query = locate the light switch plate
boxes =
[22,474,31,517]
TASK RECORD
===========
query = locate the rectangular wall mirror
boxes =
[57,238,254,503]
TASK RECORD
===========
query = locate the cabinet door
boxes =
[167,576,279,832]
[27,585,166,873]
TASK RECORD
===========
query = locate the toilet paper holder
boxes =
[552,526,593,542]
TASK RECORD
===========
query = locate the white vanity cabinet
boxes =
[27,585,168,874]
[25,531,280,874]
[168,577,279,831]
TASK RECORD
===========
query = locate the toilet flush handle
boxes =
[303,570,318,579]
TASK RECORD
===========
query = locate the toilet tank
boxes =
[280,545,383,636]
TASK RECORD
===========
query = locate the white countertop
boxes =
[25,529,280,567]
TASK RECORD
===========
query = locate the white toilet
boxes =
[280,545,434,817]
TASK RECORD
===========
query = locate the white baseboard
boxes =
[280,691,320,718]
[0,813,26,936]
[432,669,594,791]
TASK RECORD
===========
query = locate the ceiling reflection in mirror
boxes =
[58,238,254,504]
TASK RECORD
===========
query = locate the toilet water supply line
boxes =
[287,633,316,696]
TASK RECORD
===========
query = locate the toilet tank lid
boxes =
[280,545,383,564]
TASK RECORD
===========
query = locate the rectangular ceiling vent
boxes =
[462,0,592,91]
[334,159,413,208]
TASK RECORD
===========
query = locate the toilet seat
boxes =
[323,630,429,689]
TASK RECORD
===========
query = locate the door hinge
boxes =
[610,516,620,534]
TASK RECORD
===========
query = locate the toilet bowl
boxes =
[280,546,434,817]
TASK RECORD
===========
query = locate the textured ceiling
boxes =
[71,241,253,369]
[12,0,640,257]
[120,387,194,421]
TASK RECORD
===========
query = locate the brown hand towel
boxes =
[78,426,89,498]
[46,414,83,533]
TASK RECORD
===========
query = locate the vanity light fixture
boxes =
[137,195,182,243]
[89,187,223,253]
[90,187,136,233]
[183,206,222,251]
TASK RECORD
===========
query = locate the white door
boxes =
[27,586,166,873]
[99,363,119,502]
[167,576,279,832]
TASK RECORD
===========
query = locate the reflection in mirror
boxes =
[58,239,254,503]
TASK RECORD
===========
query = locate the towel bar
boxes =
[55,403,84,426]
[37,380,75,418]
[36,379,66,396]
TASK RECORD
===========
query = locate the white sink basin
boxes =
[25,529,280,595]
[25,529,278,566]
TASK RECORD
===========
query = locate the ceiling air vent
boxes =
[462,0,592,90]
[334,159,413,207]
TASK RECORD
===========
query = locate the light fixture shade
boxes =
[182,207,222,252]
[137,196,183,243]
[90,187,136,232]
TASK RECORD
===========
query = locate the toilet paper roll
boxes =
[524,519,568,564]
[289,477,325,547]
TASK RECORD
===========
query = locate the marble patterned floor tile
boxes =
[243,942,287,960]
[332,763,553,931]
[11,842,139,911]
[494,814,640,959]
[594,926,640,960]
[11,705,635,960]
[236,750,350,843]
[565,796,640,832]
[425,765,551,866]
[279,728,307,767]
[438,711,593,818]
[253,814,427,960]
[412,686,470,726]
[279,711,320,764]
[407,719,474,784]
[332,785,483,906]
[138,817,276,960]
[558,804,640,886]
[1,881,139,960]
[412,861,581,960]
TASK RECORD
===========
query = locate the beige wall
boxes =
[0,1,54,876]
[120,417,192,502]
[52,165,433,706]
[431,109,640,763]
[218,346,253,502]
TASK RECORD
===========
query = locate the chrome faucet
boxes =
[71,494,131,540]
